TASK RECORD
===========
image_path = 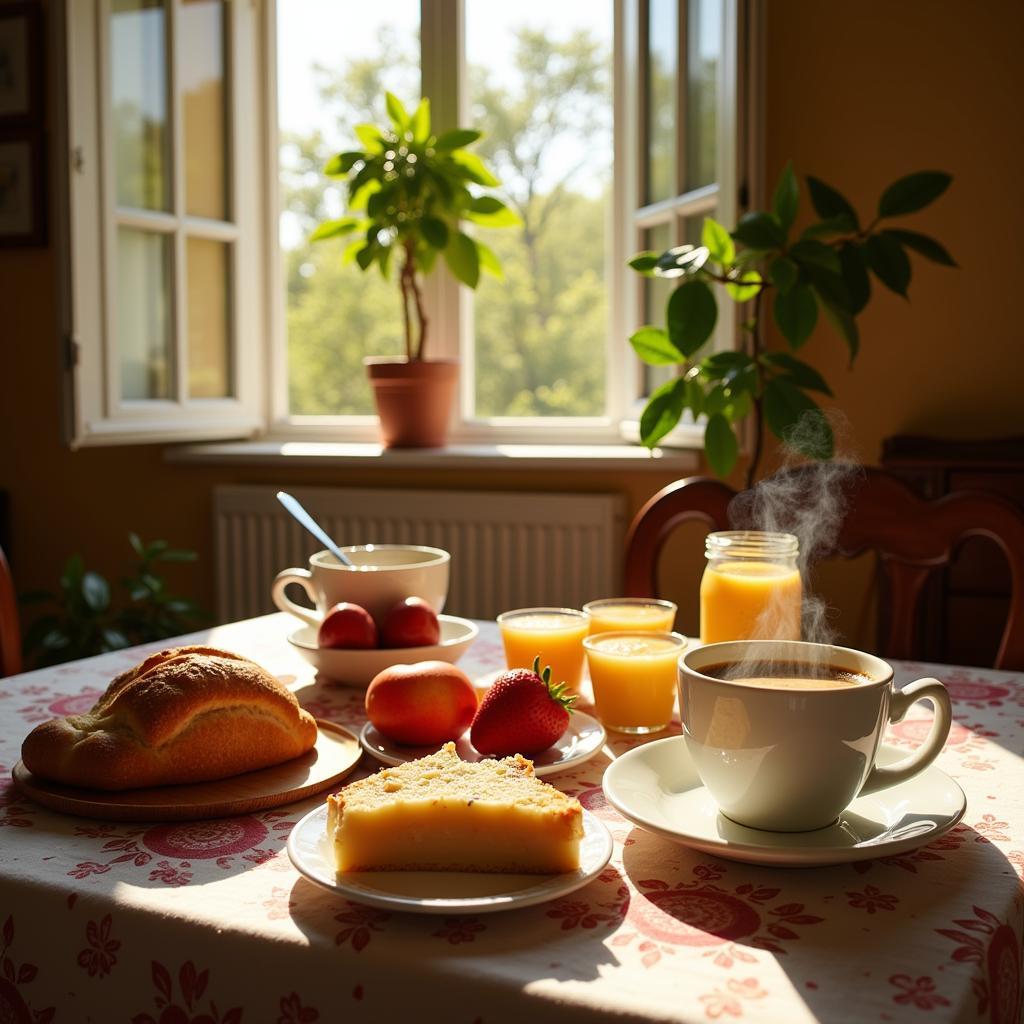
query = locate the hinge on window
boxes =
[738,180,750,210]
[72,146,85,173]
[64,334,79,370]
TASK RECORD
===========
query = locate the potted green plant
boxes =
[628,165,956,485]
[313,93,518,447]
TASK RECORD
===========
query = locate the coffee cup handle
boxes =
[271,568,320,628]
[858,677,952,796]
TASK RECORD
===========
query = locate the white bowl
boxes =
[287,614,479,687]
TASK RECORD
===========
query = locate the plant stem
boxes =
[746,287,766,489]
[403,240,429,361]
[399,258,414,362]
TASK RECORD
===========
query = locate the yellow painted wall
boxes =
[1,2,1021,659]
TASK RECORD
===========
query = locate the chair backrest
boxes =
[623,467,1024,671]
[0,543,21,677]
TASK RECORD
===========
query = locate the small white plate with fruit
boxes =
[288,604,479,686]
[358,658,607,776]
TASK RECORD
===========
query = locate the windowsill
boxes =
[165,439,702,472]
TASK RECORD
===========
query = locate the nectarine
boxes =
[365,661,477,745]
[380,596,440,648]
[318,602,378,649]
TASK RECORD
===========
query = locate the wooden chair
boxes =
[0,542,21,677]
[623,467,1024,671]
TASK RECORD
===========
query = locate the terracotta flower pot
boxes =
[363,357,459,448]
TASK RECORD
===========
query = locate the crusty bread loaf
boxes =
[21,645,318,790]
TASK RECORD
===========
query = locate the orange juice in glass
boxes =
[497,608,590,691]
[583,631,687,733]
[700,531,802,643]
[583,598,677,634]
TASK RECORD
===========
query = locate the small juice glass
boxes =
[497,607,590,691]
[700,531,802,643]
[583,631,687,733]
[583,597,677,634]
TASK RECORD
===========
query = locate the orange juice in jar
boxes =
[497,608,590,691]
[583,598,677,634]
[583,631,687,733]
[700,532,802,643]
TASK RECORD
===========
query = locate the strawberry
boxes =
[470,656,576,756]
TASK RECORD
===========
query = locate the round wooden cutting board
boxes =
[11,720,362,822]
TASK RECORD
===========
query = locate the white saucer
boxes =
[287,804,613,914]
[602,737,966,867]
[359,711,606,777]
[288,614,478,686]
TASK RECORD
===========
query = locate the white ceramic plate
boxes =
[287,804,613,914]
[359,711,607,777]
[288,614,479,686]
[602,736,966,868]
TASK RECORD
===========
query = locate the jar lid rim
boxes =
[705,530,799,554]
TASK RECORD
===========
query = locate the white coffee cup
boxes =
[271,545,450,628]
[678,640,952,832]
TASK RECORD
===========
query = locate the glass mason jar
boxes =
[699,531,802,644]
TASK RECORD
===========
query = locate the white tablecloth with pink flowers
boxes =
[0,612,1021,1024]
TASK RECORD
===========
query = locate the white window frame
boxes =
[63,0,754,450]
[64,0,266,447]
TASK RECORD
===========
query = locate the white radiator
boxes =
[213,485,626,622]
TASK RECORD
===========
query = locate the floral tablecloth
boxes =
[0,613,1021,1024]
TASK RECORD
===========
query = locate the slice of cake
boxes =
[326,742,583,874]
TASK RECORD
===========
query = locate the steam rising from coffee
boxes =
[722,412,862,677]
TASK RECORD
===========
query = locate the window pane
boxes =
[645,0,677,204]
[466,0,612,418]
[685,0,721,191]
[187,238,231,397]
[278,1,418,416]
[117,228,172,400]
[111,0,170,211]
[181,0,227,220]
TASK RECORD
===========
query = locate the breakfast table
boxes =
[1,612,1022,1024]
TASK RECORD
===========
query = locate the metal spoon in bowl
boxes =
[276,491,354,567]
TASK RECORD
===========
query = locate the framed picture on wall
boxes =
[0,3,42,126]
[0,132,45,246]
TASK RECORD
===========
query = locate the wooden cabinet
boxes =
[881,435,1024,668]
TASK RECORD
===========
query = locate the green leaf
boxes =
[355,244,375,270]
[465,196,520,227]
[129,534,145,557]
[772,161,799,235]
[790,239,840,273]
[627,251,661,275]
[838,243,871,314]
[701,218,735,265]
[764,377,818,441]
[629,326,686,365]
[324,151,364,177]
[385,92,409,129]
[819,298,860,363]
[761,352,833,395]
[801,263,851,312]
[769,257,799,294]
[157,549,198,563]
[444,231,480,288]
[420,215,449,249]
[704,414,739,477]
[450,150,499,187]
[882,229,957,267]
[866,233,911,297]
[475,239,503,279]
[666,280,718,357]
[878,171,952,218]
[725,270,762,303]
[639,377,687,448]
[806,176,859,229]
[773,284,818,349]
[81,572,110,613]
[801,213,857,238]
[309,216,364,242]
[656,245,709,278]
[410,98,430,142]
[102,628,129,651]
[61,554,84,592]
[434,129,482,151]
[353,124,384,153]
[732,212,784,250]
